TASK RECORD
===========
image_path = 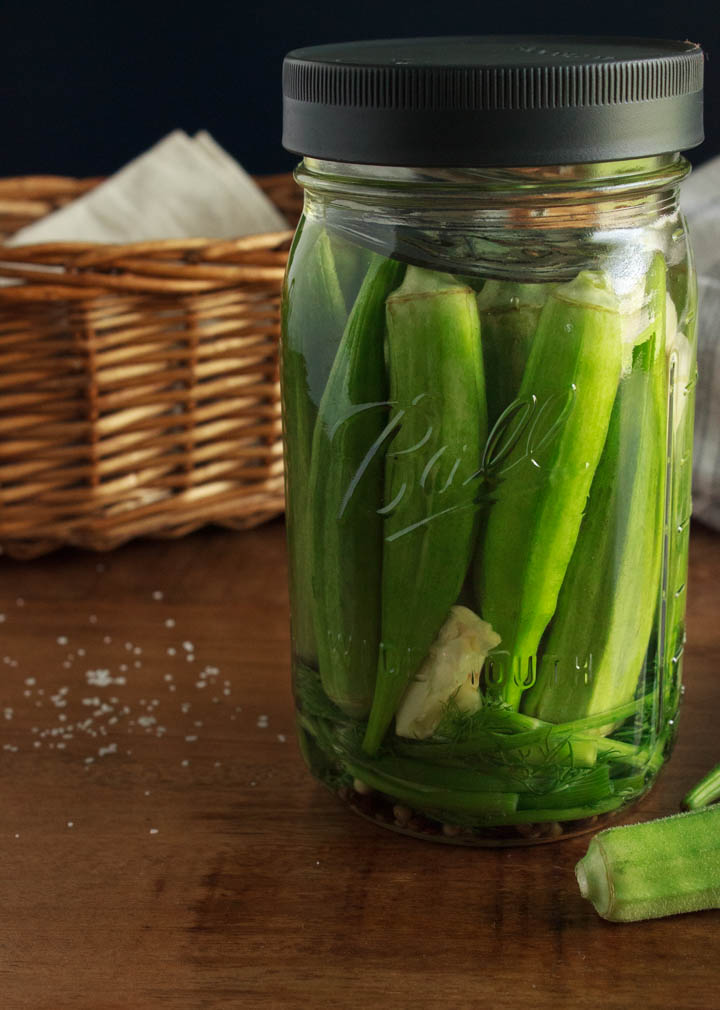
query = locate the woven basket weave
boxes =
[0,173,302,559]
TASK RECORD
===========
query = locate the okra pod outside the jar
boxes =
[523,254,667,723]
[576,805,720,922]
[683,762,720,810]
[475,271,623,710]
[363,267,487,755]
[282,226,347,665]
[309,255,405,717]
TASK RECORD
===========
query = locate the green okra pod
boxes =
[683,762,720,810]
[474,271,623,710]
[576,805,720,921]
[363,268,487,754]
[282,225,347,664]
[523,255,667,723]
[476,280,556,426]
[309,255,405,717]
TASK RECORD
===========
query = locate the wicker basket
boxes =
[0,173,302,559]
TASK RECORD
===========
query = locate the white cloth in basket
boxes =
[9,130,288,245]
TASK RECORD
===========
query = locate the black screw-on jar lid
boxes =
[282,36,704,166]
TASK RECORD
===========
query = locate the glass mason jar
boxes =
[281,37,705,845]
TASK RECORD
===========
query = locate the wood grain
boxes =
[0,519,718,1009]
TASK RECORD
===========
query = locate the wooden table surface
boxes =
[1,518,719,1010]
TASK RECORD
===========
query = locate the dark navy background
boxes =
[3,1,716,176]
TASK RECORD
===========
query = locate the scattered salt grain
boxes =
[165,618,175,629]
[167,647,176,656]
[86,669,113,687]
[89,615,98,624]
[67,821,74,828]
[181,759,190,767]
[194,680,206,689]
[277,734,287,743]
[185,735,198,743]
[56,636,68,646]
[16,597,25,607]
[98,743,117,757]
[103,636,112,644]
[149,828,159,835]
[182,641,194,653]
[133,646,142,656]
[257,715,269,729]
[0,614,5,623]
[152,590,164,601]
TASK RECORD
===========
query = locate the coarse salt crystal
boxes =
[57,636,68,646]
[152,590,164,601]
[182,641,194,652]
[165,619,175,629]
